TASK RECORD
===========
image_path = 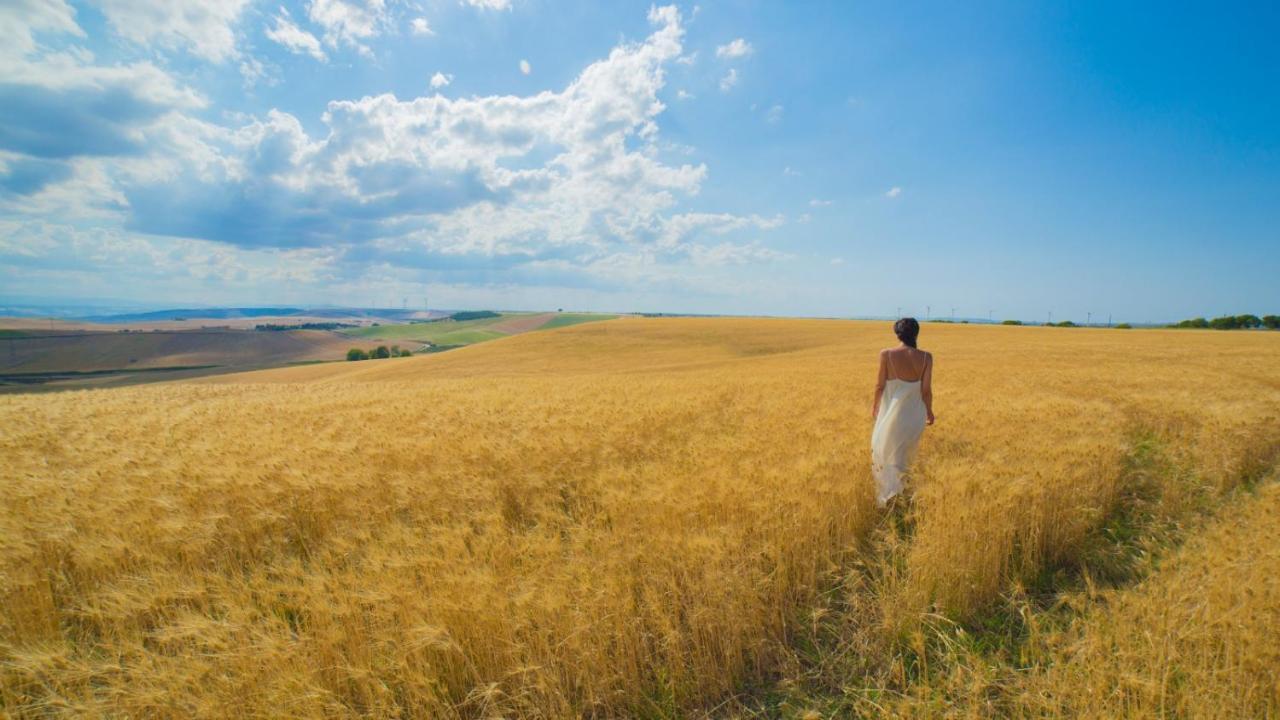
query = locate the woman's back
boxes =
[882,346,931,382]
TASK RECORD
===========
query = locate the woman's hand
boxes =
[926,410,936,425]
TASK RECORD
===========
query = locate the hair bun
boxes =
[894,317,920,348]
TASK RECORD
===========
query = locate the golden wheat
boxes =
[1,318,1277,718]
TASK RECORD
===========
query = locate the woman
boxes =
[870,317,935,507]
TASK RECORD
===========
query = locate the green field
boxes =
[339,312,618,350]
[541,313,619,330]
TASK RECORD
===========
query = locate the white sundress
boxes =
[870,358,929,507]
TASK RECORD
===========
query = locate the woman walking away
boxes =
[870,318,935,507]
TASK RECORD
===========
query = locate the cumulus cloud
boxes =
[885,186,902,198]
[4,4,785,295]
[266,10,328,61]
[0,0,206,212]
[430,72,453,89]
[719,68,738,92]
[0,0,83,62]
[519,59,532,75]
[715,38,753,59]
[307,0,390,56]
[676,89,695,100]
[409,17,434,35]
[94,0,252,62]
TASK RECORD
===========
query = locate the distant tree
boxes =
[1235,314,1262,329]
[1172,317,1209,329]
[450,310,501,322]
[390,345,401,357]
[399,348,413,357]
[1001,320,1022,326]
[1114,323,1133,329]
[346,348,369,361]
[372,345,391,359]
[1263,315,1280,330]
[1209,316,1240,330]
[1054,321,1078,327]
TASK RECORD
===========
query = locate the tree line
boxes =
[1170,315,1279,330]
[256,322,358,331]
[347,345,413,361]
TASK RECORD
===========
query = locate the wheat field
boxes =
[2,318,1278,718]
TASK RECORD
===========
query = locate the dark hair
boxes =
[894,317,920,348]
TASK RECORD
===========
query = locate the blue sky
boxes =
[0,0,1276,322]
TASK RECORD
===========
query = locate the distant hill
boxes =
[81,307,308,323]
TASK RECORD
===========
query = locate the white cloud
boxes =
[266,10,327,62]
[238,55,276,88]
[430,71,452,89]
[3,5,785,298]
[93,0,252,62]
[519,58,531,75]
[409,17,434,36]
[715,38,753,59]
[464,0,512,9]
[765,104,783,124]
[676,89,695,100]
[0,0,84,63]
[885,186,902,198]
[809,199,831,207]
[676,51,697,65]
[307,0,390,55]
[783,166,801,177]
[718,68,738,92]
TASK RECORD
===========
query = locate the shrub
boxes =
[346,348,369,361]
[372,345,391,359]
[1114,323,1133,329]
[1264,315,1280,330]
[399,348,413,357]
[1001,320,1023,326]
[1054,321,1078,328]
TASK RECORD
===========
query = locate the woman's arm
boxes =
[921,352,935,425]
[872,350,887,420]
